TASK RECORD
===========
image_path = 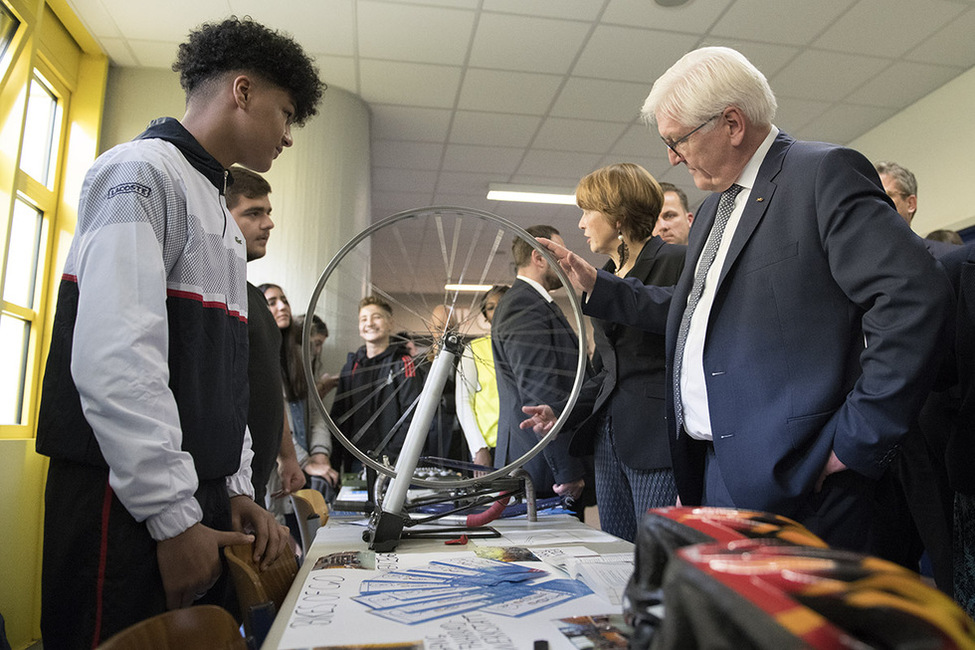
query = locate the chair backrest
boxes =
[224,542,299,642]
[97,605,246,650]
[290,488,329,554]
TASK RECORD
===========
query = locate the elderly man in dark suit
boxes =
[539,47,951,551]
[491,225,590,510]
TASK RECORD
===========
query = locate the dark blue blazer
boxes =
[492,278,588,492]
[567,236,685,470]
[939,243,975,494]
[584,131,952,520]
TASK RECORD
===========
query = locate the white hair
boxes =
[641,46,777,130]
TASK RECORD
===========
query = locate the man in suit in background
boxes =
[875,160,959,258]
[654,182,694,245]
[540,47,951,552]
[492,225,590,511]
[869,159,958,592]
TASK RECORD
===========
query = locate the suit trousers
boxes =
[700,439,877,553]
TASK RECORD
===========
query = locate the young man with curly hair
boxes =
[35,17,324,648]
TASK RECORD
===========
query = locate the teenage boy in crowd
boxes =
[35,17,324,648]
[224,166,305,507]
[331,296,422,469]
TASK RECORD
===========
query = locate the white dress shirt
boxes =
[681,126,779,441]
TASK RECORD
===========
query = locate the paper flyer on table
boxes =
[472,524,619,547]
[277,549,623,649]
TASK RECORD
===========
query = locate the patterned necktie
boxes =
[673,183,743,435]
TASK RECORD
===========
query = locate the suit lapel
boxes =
[715,132,792,291]
[667,193,717,344]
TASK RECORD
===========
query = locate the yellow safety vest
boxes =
[469,336,499,448]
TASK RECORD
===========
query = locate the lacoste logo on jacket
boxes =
[107,182,151,199]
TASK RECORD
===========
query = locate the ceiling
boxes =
[64,0,975,269]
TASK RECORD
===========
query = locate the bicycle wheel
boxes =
[303,206,587,492]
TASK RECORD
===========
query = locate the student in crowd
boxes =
[331,296,422,471]
[258,284,339,512]
[521,163,685,542]
[284,313,340,493]
[225,166,304,507]
[34,17,323,647]
[456,285,509,469]
[424,304,463,461]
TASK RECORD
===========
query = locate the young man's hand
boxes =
[272,455,306,497]
[156,523,253,609]
[230,495,292,571]
[316,373,339,397]
[472,447,493,477]
[304,453,340,486]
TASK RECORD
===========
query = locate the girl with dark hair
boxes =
[259,284,339,512]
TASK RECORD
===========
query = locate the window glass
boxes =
[19,73,60,186]
[0,313,28,424]
[2,198,42,308]
[0,3,18,63]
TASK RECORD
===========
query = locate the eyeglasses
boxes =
[661,113,722,157]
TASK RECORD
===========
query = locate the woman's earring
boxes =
[617,231,628,267]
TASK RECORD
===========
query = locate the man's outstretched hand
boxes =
[536,237,598,294]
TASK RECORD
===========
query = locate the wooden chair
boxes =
[97,605,246,650]
[224,542,298,647]
[290,488,329,555]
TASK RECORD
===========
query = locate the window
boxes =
[19,73,61,186]
[1,73,62,425]
[0,0,106,435]
[0,3,17,63]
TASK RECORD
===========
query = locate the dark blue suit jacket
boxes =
[567,237,685,470]
[939,243,975,494]
[492,278,588,493]
[584,131,952,520]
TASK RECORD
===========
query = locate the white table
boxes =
[262,513,634,649]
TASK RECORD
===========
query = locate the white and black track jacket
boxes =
[37,118,254,541]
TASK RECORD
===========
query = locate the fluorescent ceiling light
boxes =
[444,283,494,292]
[487,183,576,205]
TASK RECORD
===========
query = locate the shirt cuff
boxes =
[226,471,256,500]
[309,444,332,457]
[145,497,203,541]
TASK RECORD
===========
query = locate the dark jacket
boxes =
[492,278,589,492]
[568,237,685,470]
[330,342,421,462]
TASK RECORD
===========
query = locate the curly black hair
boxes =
[173,16,325,126]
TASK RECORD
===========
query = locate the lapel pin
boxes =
[756,197,764,202]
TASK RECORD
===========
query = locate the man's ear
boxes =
[907,194,918,218]
[723,107,746,146]
[531,247,548,268]
[232,74,253,110]
[687,212,694,225]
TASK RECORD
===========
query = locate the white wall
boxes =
[100,67,372,380]
[850,65,975,237]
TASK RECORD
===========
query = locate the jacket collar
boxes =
[134,117,228,193]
